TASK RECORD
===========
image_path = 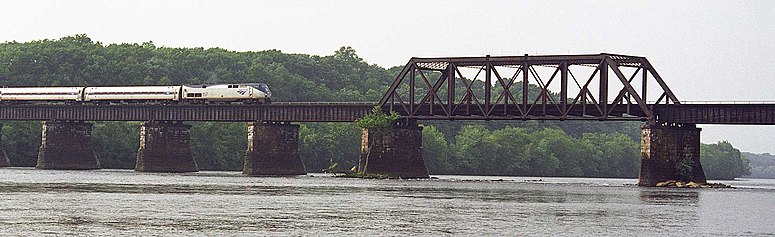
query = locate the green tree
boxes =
[453,125,500,174]
[2,122,41,166]
[189,122,246,171]
[525,140,561,176]
[487,127,532,175]
[580,132,640,177]
[701,141,750,180]
[299,123,361,172]
[422,125,452,174]
[92,122,139,169]
[533,128,582,176]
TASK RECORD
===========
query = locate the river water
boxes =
[0,168,773,236]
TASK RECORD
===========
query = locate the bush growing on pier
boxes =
[674,157,695,182]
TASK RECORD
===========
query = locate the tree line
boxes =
[742,152,775,179]
[0,35,751,179]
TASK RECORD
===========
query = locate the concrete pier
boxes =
[0,124,10,167]
[36,121,100,170]
[358,120,429,178]
[639,124,707,186]
[135,121,198,172]
[243,122,306,176]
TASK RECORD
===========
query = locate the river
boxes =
[0,168,773,236]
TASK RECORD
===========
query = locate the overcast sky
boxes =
[2,0,775,153]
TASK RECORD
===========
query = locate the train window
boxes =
[228,85,238,88]
[257,84,270,93]
[187,93,203,97]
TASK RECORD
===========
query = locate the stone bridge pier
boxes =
[135,121,198,172]
[243,122,306,176]
[358,120,429,178]
[639,123,707,186]
[0,124,10,167]
[36,121,100,170]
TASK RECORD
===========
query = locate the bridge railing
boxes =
[664,101,775,104]
[269,101,376,106]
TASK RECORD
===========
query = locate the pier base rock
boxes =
[639,124,706,186]
[135,121,198,172]
[243,122,306,176]
[358,121,429,179]
[0,124,9,167]
[36,121,100,170]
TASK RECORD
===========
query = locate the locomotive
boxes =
[0,83,272,104]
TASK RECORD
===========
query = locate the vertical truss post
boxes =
[389,94,394,111]
[522,55,529,114]
[582,90,587,116]
[599,59,609,118]
[409,64,415,116]
[542,89,547,115]
[385,96,392,111]
[447,64,455,117]
[642,65,647,103]
[485,55,491,116]
[503,69,509,116]
[560,61,568,116]
[626,73,632,115]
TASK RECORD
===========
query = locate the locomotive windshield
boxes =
[253,83,272,97]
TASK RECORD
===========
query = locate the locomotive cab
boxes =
[181,83,271,104]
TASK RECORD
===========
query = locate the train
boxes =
[0,83,272,104]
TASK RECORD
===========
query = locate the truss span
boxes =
[379,54,680,122]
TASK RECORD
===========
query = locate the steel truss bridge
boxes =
[1,54,774,125]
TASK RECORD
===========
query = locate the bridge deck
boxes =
[0,103,375,122]
[654,104,775,125]
[1,103,773,124]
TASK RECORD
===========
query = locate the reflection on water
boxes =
[0,168,773,236]
[639,190,699,205]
